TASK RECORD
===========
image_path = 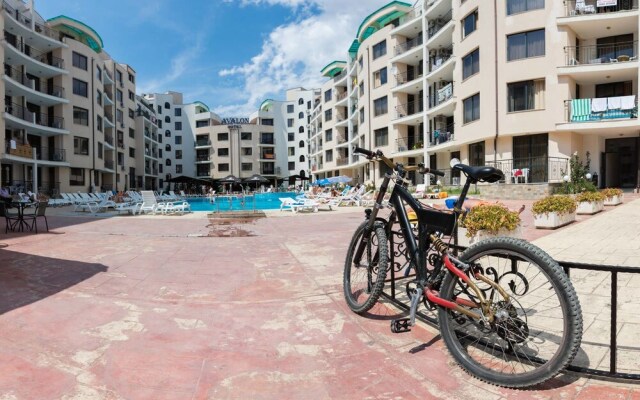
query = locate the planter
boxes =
[470,226,522,245]
[533,212,576,229]
[576,200,604,215]
[604,195,623,206]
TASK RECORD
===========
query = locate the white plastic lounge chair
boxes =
[412,184,427,199]
[138,190,160,214]
[114,202,142,215]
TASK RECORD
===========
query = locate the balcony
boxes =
[485,157,569,184]
[564,41,637,66]
[196,156,212,163]
[427,10,452,37]
[261,152,275,160]
[562,0,637,17]
[336,157,349,166]
[430,124,455,147]
[104,68,114,85]
[395,100,424,119]
[3,32,65,77]
[4,142,67,163]
[195,139,212,148]
[430,83,454,108]
[4,102,66,136]
[395,137,420,153]
[1,1,63,47]
[104,160,114,170]
[3,64,67,106]
[104,112,115,128]
[558,0,638,38]
[104,134,114,147]
[259,137,275,145]
[261,167,276,175]
[564,96,637,124]
[394,35,423,57]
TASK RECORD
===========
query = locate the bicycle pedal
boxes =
[390,318,411,333]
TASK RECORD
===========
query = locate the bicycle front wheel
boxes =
[437,237,582,388]
[343,221,388,314]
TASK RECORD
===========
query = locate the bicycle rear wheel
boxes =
[437,237,582,388]
[343,221,388,314]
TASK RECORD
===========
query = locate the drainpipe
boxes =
[493,0,499,163]
[90,57,96,192]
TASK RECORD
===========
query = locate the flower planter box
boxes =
[576,201,604,215]
[533,212,576,229]
[604,195,623,206]
[470,226,522,245]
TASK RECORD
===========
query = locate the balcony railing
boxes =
[395,137,420,152]
[395,70,424,86]
[105,160,114,170]
[394,35,423,56]
[261,168,275,175]
[336,91,348,101]
[2,1,62,42]
[104,134,114,146]
[337,135,347,144]
[260,138,275,145]
[3,32,64,69]
[5,142,66,162]
[5,102,64,129]
[430,123,455,146]
[4,64,65,98]
[430,83,454,108]
[398,7,423,26]
[197,156,210,162]
[565,96,638,122]
[395,100,424,119]
[105,112,114,123]
[261,153,275,159]
[195,139,211,147]
[564,41,637,65]
[485,157,569,184]
[429,51,453,73]
[563,0,638,17]
[336,157,349,166]
[333,69,347,82]
[428,10,452,37]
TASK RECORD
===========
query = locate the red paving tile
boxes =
[0,205,639,399]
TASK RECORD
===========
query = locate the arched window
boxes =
[298,98,304,105]
[299,155,305,162]
[164,102,170,109]
[165,144,171,151]
[298,112,304,119]
[165,116,170,123]
[298,126,304,133]
[299,140,304,148]
[165,130,171,137]
[166,159,171,166]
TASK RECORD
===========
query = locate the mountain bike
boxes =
[343,147,582,388]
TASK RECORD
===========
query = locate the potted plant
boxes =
[462,204,521,244]
[601,188,623,206]
[532,195,577,229]
[575,191,605,215]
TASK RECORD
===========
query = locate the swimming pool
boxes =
[186,192,297,212]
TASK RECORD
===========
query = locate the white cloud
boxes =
[213,0,393,116]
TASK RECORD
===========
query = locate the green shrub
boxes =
[556,152,597,194]
[532,195,577,216]
[461,204,521,238]
[575,191,605,203]
[601,188,623,199]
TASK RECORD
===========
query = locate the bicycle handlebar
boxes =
[354,146,445,176]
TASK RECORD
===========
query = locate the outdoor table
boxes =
[9,200,34,232]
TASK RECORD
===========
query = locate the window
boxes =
[175,136,182,145]
[219,163,229,172]
[469,141,485,166]
[165,158,171,166]
[175,122,182,130]
[165,144,172,151]
[299,155,305,162]
[241,132,252,140]
[96,91,102,106]
[288,147,295,156]
[299,140,305,148]
[462,48,480,79]
[73,107,89,125]
[372,40,387,59]
[597,34,635,61]
[165,130,171,137]
[97,116,103,132]
[175,164,182,174]
[299,126,304,133]
[324,89,332,102]
[324,109,332,121]
[116,89,123,103]
[463,93,481,123]
[508,79,545,112]
[325,150,333,162]
[129,128,135,138]
[262,118,274,126]
[325,129,333,142]
[218,133,229,141]
[72,52,87,70]
[373,96,388,116]
[175,108,182,116]
[164,116,170,123]
[129,147,135,158]
[298,98,304,105]
[242,163,253,171]
[307,101,311,109]
[287,118,294,127]
[288,161,295,171]
[360,108,365,123]
[157,105,162,114]
[116,70,123,84]
[175,150,182,159]
[97,142,103,159]
[374,127,388,147]
[96,66,102,82]
[358,56,363,69]
[116,109,123,123]
[157,120,162,128]
[298,112,304,119]
[74,137,89,155]
[507,29,545,61]
[128,108,134,119]
[128,73,135,84]
[164,102,170,109]
[196,120,209,128]
[462,10,478,38]
[242,147,252,156]
[70,168,84,186]
[288,132,295,141]
[128,91,135,101]
[374,67,387,88]
[218,148,229,156]
[507,0,544,15]
[287,104,294,113]
[73,78,88,97]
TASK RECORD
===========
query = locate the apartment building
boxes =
[134,95,160,190]
[311,0,640,189]
[0,0,140,194]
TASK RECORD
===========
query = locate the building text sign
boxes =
[221,117,249,125]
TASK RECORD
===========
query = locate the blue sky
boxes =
[35,0,393,116]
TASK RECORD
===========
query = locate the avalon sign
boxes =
[221,117,249,125]
[597,0,617,6]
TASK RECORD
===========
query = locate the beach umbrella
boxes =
[314,178,331,186]
[218,174,241,183]
[327,175,352,184]
[243,174,269,183]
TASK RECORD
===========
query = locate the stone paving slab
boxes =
[0,201,638,398]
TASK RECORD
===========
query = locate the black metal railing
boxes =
[395,137,420,152]
[395,70,424,86]
[564,41,637,65]
[4,63,65,98]
[427,10,452,37]
[564,97,638,122]
[394,35,423,56]
[5,102,65,129]
[104,112,114,123]
[104,160,114,170]
[429,51,453,73]
[430,83,454,108]
[563,0,638,17]
[197,156,210,162]
[195,139,211,147]
[484,156,569,183]
[395,100,424,119]
[1,1,61,42]
[3,32,64,69]
[260,138,275,145]
[104,134,114,146]
[430,124,454,146]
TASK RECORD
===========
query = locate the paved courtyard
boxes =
[0,197,639,399]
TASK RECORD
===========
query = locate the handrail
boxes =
[395,100,423,119]
[562,0,638,17]
[394,35,423,56]
[4,102,64,129]
[4,63,65,98]
[1,1,62,42]
[395,70,424,86]
[3,32,65,69]
[427,10,452,37]
[564,41,638,65]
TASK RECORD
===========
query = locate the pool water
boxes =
[186,192,297,212]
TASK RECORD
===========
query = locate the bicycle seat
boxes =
[453,164,503,183]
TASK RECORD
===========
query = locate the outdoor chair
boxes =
[0,203,20,233]
[22,201,49,233]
